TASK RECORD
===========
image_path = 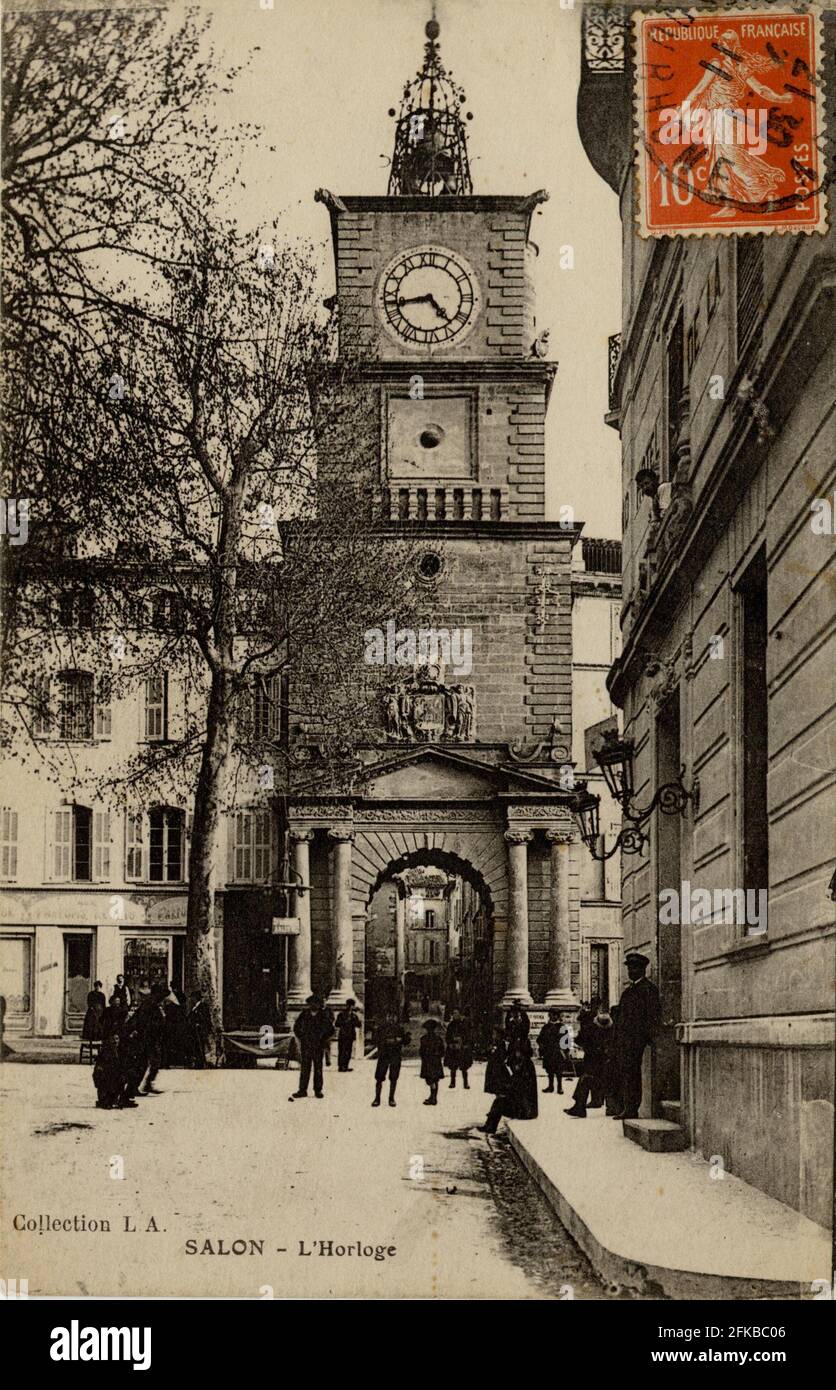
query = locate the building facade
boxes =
[577,4,835,1225]
[573,537,623,1007]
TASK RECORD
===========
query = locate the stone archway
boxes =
[362,842,497,1039]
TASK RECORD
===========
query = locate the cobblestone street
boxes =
[1,1059,649,1300]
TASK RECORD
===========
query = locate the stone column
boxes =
[545,829,578,1007]
[327,829,354,1006]
[287,830,313,1005]
[501,830,533,1006]
[394,881,407,1014]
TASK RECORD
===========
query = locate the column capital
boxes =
[289,827,315,844]
[504,829,533,845]
[546,828,575,845]
[327,827,355,844]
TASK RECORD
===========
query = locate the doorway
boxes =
[63,935,92,1033]
[0,935,33,1034]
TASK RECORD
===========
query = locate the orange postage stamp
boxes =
[634,6,828,236]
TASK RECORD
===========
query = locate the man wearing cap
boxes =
[335,999,361,1072]
[612,951,661,1120]
[290,995,335,1100]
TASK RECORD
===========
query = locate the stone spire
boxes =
[387,8,473,197]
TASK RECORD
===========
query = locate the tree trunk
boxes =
[186,669,232,1066]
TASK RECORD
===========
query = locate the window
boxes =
[736,239,764,357]
[252,676,280,741]
[428,938,439,964]
[144,676,168,740]
[149,807,185,883]
[151,591,182,631]
[425,909,435,929]
[238,675,281,742]
[0,808,18,879]
[52,805,108,882]
[736,548,769,915]
[95,675,112,739]
[230,810,273,883]
[57,671,94,741]
[58,589,94,629]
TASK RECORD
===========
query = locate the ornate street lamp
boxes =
[573,730,698,862]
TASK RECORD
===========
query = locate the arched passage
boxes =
[363,846,497,1050]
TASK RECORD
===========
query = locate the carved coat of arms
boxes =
[381,664,475,743]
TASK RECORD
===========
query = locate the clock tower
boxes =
[294,11,584,1025]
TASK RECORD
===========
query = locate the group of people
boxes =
[285,952,661,1125]
[85,976,211,1110]
[564,950,661,1121]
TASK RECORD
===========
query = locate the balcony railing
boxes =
[582,537,622,575]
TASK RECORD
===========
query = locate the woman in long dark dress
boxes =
[419,1019,445,1105]
[484,1029,511,1096]
[480,1040,539,1133]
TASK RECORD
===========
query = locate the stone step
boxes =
[660,1100,681,1124]
[623,1118,688,1153]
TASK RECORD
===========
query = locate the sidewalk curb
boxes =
[506,1125,811,1301]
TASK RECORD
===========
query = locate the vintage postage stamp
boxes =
[633,6,828,237]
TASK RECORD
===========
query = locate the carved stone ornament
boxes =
[642,651,680,705]
[507,715,570,765]
[507,805,569,822]
[355,807,498,823]
[381,663,475,743]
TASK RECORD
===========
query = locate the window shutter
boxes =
[32,676,52,737]
[93,810,111,881]
[233,811,251,883]
[95,676,112,740]
[125,812,144,881]
[167,676,183,741]
[53,808,72,882]
[184,811,192,881]
[0,808,18,879]
[269,676,281,740]
[227,815,236,885]
[253,810,272,882]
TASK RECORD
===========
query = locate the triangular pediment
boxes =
[354,746,571,802]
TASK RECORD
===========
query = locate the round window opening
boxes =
[419,424,445,450]
[417,551,443,581]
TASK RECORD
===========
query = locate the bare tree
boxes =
[1,8,420,1060]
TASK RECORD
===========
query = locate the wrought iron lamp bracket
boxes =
[620,767,699,828]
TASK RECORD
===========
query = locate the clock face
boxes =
[377,244,481,348]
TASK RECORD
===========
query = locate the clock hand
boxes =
[398,293,450,321]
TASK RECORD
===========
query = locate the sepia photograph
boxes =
[0,0,834,1341]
